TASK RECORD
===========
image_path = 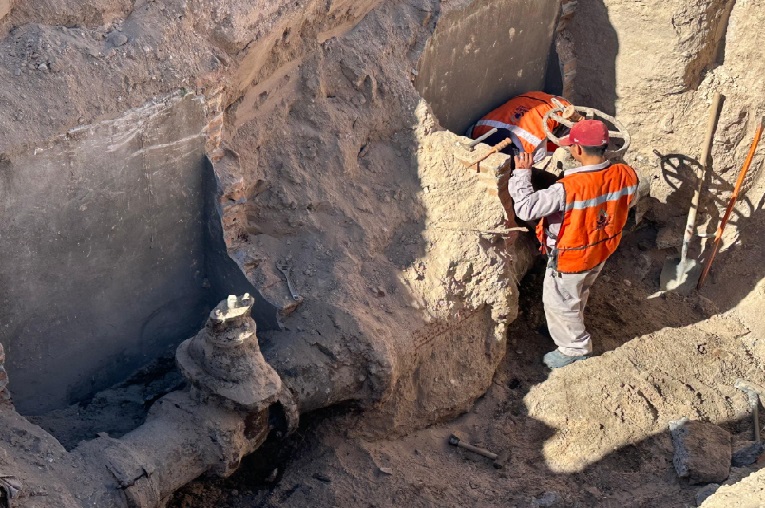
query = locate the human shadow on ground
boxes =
[471,268,764,507]
[457,346,762,507]
[165,321,764,508]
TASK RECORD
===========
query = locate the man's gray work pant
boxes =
[542,261,605,356]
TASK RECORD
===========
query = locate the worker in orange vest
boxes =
[508,120,639,368]
[468,91,579,162]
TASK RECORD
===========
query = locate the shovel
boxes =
[660,92,723,293]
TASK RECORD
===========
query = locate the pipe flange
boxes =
[176,294,282,411]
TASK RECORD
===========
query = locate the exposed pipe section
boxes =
[51,294,300,508]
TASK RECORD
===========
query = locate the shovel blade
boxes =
[660,258,700,294]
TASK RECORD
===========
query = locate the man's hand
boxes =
[514,152,533,170]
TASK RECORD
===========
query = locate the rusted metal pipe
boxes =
[64,294,298,508]
[72,391,273,507]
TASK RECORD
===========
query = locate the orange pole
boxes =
[697,115,765,289]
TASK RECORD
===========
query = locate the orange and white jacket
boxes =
[508,161,639,273]
[471,91,571,161]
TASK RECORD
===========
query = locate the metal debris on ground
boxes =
[276,260,302,301]
[735,378,764,444]
[447,432,503,468]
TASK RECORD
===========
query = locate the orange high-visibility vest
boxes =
[472,91,571,153]
[536,163,639,273]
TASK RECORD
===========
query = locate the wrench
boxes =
[276,260,301,301]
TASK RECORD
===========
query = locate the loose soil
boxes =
[1,0,764,506]
[170,222,765,507]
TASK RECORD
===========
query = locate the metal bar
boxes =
[468,127,498,149]
[461,138,513,169]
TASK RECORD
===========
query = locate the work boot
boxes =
[543,350,589,369]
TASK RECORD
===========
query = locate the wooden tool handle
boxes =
[463,138,514,171]
[456,441,499,460]
[680,92,723,266]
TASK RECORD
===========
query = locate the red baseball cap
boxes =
[558,119,609,147]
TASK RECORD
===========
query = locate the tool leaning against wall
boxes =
[697,114,765,289]
[659,92,724,293]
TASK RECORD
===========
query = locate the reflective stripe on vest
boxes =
[543,163,639,274]
[564,184,639,212]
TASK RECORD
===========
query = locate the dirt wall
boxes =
[0,0,384,414]
[0,0,536,428]
[415,0,560,134]
[0,95,213,414]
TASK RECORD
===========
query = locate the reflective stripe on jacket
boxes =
[471,91,571,154]
[535,163,639,273]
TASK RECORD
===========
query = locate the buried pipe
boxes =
[72,392,275,507]
[0,293,359,508]
[59,294,300,508]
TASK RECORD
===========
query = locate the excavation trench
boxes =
[0,0,565,504]
[2,0,765,506]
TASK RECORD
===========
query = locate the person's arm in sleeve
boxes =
[507,153,565,221]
